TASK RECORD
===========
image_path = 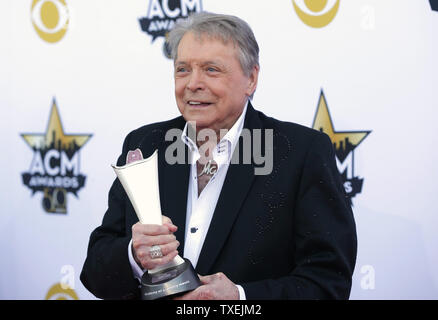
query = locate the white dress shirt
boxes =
[129,101,248,300]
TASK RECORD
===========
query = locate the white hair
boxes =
[167,12,260,78]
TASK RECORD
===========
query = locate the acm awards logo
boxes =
[31,0,69,43]
[21,98,92,214]
[292,0,340,28]
[139,0,203,58]
[312,90,370,204]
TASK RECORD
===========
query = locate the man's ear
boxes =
[246,65,260,97]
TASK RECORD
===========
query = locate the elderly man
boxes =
[80,12,357,300]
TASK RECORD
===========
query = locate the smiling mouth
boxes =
[187,101,212,108]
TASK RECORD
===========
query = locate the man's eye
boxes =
[176,67,187,73]
[207,67,218,72]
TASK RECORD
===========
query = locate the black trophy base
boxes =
[140,258,201,300]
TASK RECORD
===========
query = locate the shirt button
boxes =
[190,227,198,233]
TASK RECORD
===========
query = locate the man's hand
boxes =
[131,216,180,270]
[174,272,239,300]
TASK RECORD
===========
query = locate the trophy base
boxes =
[140,258,201,300]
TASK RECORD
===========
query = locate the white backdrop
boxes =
[1,0,437,299]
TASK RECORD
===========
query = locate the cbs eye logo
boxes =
[292,0,340,28]
[31,0,69,43]
[45,283,79,300]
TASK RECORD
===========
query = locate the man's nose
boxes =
[186,70,205,92]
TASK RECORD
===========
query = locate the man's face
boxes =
[174,32,258,136]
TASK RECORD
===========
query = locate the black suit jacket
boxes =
[80,103,357,299]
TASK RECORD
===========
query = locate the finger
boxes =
[165,224,178,233]
[138,248,178,270]
[179,285,214,300]
[173,285,205,300]
[132,233,176,251]
[173,290,194,300]
[199,275,214,285]
[142,224,172,236]
[133,223,171,236]
[173,290,196,300]
[162,215,173,225]
[135,247,152,268]
[152,240,180,257]
[131,222,143,236]
[147,250,179,269]
[145,234,177,246]
[162,216,178,233]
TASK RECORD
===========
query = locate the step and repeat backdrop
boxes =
[1,0,437,299]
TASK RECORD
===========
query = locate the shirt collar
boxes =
[181,100,248,164]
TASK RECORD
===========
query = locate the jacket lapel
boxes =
[196,103,263,275]
[157,123,190,252]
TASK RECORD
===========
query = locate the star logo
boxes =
[21,98,92,213]
[312,90,371,203]
[22,98,91,151]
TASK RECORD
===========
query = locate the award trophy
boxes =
[112,149,201,300]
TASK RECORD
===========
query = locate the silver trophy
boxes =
[112,149,201,300]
